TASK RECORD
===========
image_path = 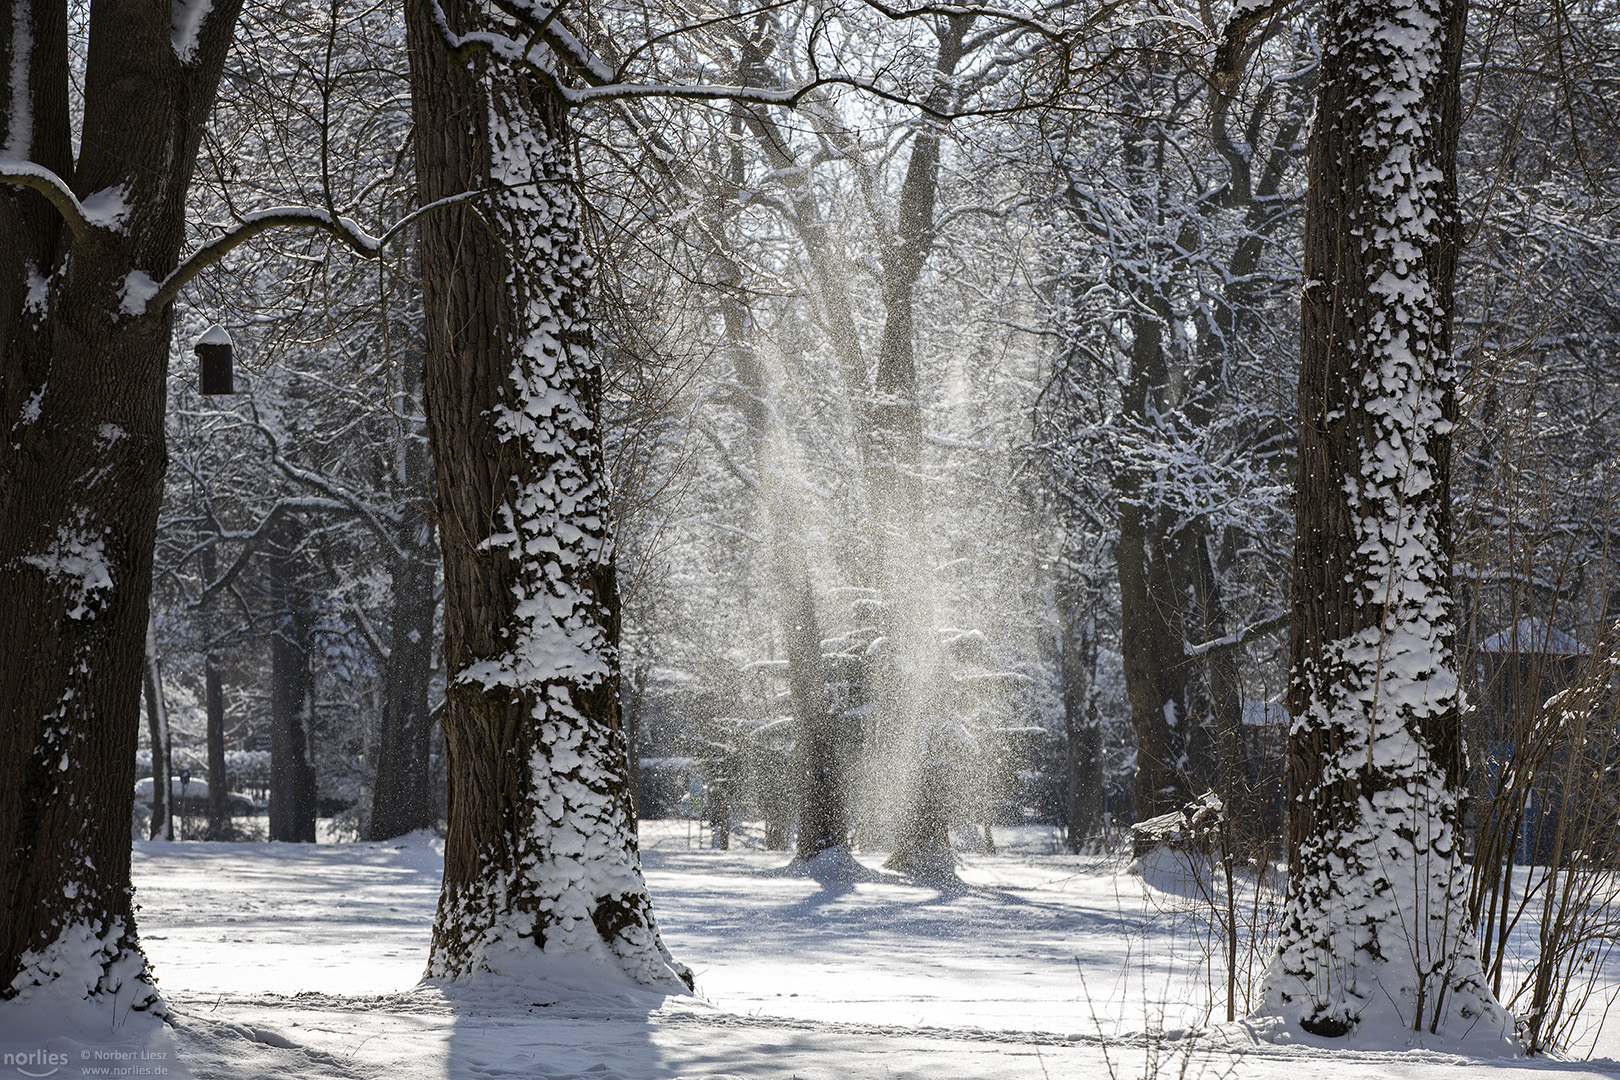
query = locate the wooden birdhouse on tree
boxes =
[195,324,235,395]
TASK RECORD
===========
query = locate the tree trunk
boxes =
[143,628,172,842]
[405,0,686,987]
[201,543,230,840]
[1175,523,1245,801]
[268,522,318,843]
[1256,0,1514,1043]
[204,652,226,837]
[0,0,242,1009]
[1116,495,1190,827]
[873,20,971,883]
[367,408,438,840]
[707,763,731,851]
[706,135,847,860]
[1059,589,1104,851]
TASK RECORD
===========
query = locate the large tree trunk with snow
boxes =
[0,0,241,1010]
[405,0,686,987]
[1256,0,1514,1044]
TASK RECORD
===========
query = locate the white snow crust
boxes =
[93,828,1620,1079]
[118,271,160,318]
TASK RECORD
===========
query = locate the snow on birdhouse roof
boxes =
[1477,617,1586,656]
[198,324,233,346]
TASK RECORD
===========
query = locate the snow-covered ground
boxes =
[19,824,1619,1079]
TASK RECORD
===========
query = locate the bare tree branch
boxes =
[145,189,487,316]
[427,0,1071,116]
[861,0,1069,39]
[1209,0,1293,95]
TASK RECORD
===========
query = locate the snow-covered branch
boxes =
[350,603,392,662]
[195,496,350,606]
[244,404,407,559]
[0,160,97,240]
[143,189,485,317]
[860,1,1068,39]
[148,207,380,316]
[1209,0,1294,95]
[1183,611,1287,658]
[694,424,760,492]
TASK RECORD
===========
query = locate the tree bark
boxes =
[1256,0,1514,1043]
[870,18,970,883]
[405,0,686,986]
[1116,495,1191,826]
[1109,106,1198,831]
[706,115,847,861]
[0,0,243,1008]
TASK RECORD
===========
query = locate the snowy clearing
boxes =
[12,825,1610,1079]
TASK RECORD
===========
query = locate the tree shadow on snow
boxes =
[433,971,681,1080]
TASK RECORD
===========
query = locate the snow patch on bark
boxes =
[4,3,32,159]
[18,384,44,426]
[81,185,132,232]
[119,271,160,317]
[24,526,113,620]
[170,0,215,63]
[23,270,48,316]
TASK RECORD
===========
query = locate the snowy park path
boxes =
[128,827,1620,1079]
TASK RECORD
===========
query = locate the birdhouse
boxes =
[195,325,235,395]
